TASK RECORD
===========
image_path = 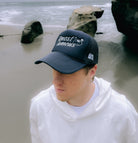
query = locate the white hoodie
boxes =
[30,77,138,143]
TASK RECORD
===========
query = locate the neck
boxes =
[67,82,95,107]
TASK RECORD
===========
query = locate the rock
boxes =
[21,21,43,43]
[67,6,104,37]
[96,32,103,35]
[122,35,138,53]
[111,0,138,38]
[0,35,4,38]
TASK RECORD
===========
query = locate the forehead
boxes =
[53,68,86,76]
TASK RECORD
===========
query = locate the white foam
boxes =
[94,3,111,8]
[0,10,22,24]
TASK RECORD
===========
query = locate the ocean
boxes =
[0,1,111,27]
[0,0,119,42]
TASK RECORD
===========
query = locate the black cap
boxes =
[35,29,98,74]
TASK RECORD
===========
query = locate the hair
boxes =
[84,64,95,81]
[84,64,95,74]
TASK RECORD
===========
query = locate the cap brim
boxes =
[35,51,86,74]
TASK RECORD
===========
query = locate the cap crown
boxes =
[52,29,98,65]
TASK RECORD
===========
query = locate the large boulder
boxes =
[67,6,104,37]
[111,0,138,37]
[21,21,43,44]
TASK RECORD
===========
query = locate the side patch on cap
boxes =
[88,53,94,61]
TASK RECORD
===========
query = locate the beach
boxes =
[0,24,138,143]
[0,1,138,143]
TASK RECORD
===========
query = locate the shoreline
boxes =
[0,23,66,34]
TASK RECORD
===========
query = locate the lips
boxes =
[55,88,64,93]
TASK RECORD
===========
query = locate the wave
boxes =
[94,3,111,8]
[0,1,112,26]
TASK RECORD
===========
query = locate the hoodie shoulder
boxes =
[94,77,137,115]
[30,85,55,114]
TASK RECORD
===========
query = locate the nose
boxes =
[53,70,64,85]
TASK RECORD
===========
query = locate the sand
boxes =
[0,24,65,143]
[0,24,137,143]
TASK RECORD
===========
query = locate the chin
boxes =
[56,95,68,102]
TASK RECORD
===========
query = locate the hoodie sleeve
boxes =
[29,98,42,143]
[125,99,138,143]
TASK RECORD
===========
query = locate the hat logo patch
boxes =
[88,53,94,61]
[57,36,84,47]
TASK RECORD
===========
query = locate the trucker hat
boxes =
[35,29,98,74]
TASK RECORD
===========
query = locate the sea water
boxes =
[0,0,118,42]
[0,1,111,27]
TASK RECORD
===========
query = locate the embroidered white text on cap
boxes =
[57,36,84,47]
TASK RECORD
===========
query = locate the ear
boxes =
[89,64,97,77]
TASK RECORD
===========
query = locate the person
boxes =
[30,29,138,143]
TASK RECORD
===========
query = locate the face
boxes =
[52,65,97,105]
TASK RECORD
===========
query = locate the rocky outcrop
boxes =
[111,0,138,38]
[67,6,104,37]
[21,21,43,44]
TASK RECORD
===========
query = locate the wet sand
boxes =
[0,24,63,143]
[0,24,137,143]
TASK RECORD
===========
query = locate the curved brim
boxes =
[35,51,86,74]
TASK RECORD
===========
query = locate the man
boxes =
[30,29,138,143]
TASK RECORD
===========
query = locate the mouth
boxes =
[55,88,65,93]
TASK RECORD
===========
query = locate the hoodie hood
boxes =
[50,77,112,121]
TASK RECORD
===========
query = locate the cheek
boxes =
[67,77,86,92]
[62,79,78,94]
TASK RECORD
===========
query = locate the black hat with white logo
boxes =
[35,29,98,74]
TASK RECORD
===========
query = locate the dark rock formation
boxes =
[67,6,104,37]
[111,0,138,38]
[0,34,4,38]
[21,21,43,44]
